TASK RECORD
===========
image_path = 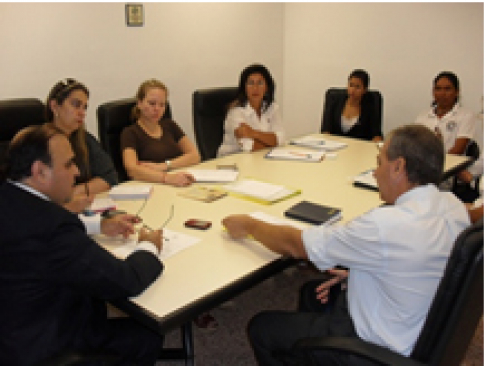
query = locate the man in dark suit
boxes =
[0,125,164,365]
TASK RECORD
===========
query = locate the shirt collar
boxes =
[8,180,50,202]
[395,184,437,205]
[243,101,271,116]
[429,102,459,118]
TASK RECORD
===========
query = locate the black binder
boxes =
[284,200,342,225]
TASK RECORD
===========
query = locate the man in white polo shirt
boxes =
[223,124,470,365]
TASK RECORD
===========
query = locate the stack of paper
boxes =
[107,228,200,260]
[249,212,306,229]
[290,136,347,151]
[89,197,116,213]
[225,179,300,204]
[186,168,239,182]
[265,148,326,162]
[109,185,153,200]
[353,170,378,191]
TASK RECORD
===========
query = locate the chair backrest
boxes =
[465,139,480,161]
[0,98,45,167]
[411,218,483,365]
[320,88,383,134]
[97,98,172,182]
[192,87,238,161]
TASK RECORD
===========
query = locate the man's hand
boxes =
[65,193,94,213]
[101,214,140,238]
[138,227,163,253]
[222,214,252,239]
[315,268,349,304]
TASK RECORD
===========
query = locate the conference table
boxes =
[97,134,472,364]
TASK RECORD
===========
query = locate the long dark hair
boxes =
[348,69,370,89]
[45,78,90,181]
[233,64,275,112]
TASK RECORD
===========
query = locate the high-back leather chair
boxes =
[192,87,238,161]
[320,88,383,138]
[452,140,482,203]
[294,218,484,366]
[97,98,172,182]
[0,98,45,168]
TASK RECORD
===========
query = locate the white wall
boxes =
[0,2,284,141]
[283,2,484,138]
[0,2,483,143]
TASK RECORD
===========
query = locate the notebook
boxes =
[284,200,342,225]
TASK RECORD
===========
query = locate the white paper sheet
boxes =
[103,228,200,260]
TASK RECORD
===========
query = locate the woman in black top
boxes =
[321,69,383,142]
[46,78,118,213]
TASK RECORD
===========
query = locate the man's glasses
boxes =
[137,202,174,232]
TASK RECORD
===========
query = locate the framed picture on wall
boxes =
[126,4,144,27]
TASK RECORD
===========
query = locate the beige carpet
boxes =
[462,317,484,366]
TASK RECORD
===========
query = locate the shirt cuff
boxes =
[134,241,160,258]
[239,138,254,152]
[79,213,102,235]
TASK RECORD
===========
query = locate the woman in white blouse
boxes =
[217,64,284,156]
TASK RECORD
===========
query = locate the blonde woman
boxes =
[121,79,200,186]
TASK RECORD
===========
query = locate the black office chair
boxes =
[294,218,483,366]
[37,350,120,366]
[452,140,482,203]
[192,87,238,161]
[97,98,172,182]
[0,98,45,168]
[320,88,383,139]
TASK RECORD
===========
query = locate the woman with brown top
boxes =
[121,79,200,187]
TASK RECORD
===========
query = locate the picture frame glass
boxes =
[126,4,143,27]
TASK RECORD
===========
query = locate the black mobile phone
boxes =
[184,219,212,230]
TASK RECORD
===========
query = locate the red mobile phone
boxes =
[184,219,212,230]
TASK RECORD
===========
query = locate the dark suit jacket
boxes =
[321,91,382,141]
[0,182,163,365]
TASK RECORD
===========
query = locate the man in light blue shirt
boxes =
[223,124,470,365]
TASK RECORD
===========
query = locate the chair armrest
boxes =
[294,336,426,366]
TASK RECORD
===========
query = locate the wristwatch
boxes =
[165,160,172,171]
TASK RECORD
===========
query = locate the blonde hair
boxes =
[131,79,168,121]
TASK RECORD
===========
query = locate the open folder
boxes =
[289,136,348,151]
[225,179,300,205]
[265,148,326,162]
